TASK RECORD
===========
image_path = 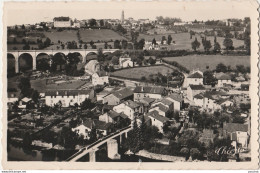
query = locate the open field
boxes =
[111,65,174,80]
[80,29,126,42]
[163,55,250,72]
[43,30,78,44]
[139,32,244,50]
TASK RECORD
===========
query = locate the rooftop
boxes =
[134,86,165,94]
[112,88,133,100]
[223,123,248,133]
[45,89,92,96]
[189,85,205,90]
[147,110,169,123]
[217,74,231,80]
[187,72,203,79]
[167,93,183,102]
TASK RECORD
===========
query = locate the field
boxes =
[43,30,78,44]
[139,32,244,50]
[79,29,126,42]
[111,65,174,80]
[163,55,250,72]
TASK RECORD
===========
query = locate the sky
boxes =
[4,1,253,26]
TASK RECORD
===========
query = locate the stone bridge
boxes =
[66,126,132,162]
[7,49,118,73]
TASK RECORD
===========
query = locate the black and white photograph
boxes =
[1,0,259,170]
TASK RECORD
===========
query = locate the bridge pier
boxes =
[107,139,121,160]
[89,148,98,162]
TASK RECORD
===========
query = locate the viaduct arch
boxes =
[7,49,118,73]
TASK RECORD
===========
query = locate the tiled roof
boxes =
[189,85,205,90]
[217,74,231,80]
[134,86,165,94]
[156,104,169,112]
[147,110,169,123]
[194,94,204,99]
[124,100,140,109]
[107,110,121,119]
[83,119,112,130]
[141,97,155,104]
[112,88,133,100]
[167,93,183,102]
[161,98,173,106]
[187,72,203,79]
[223,123,248,133]
[45,89,92,96]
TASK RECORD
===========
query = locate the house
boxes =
[45,89,95,107]
[217,74,232,87]
[147,110,169,133]
[103,88,133,106]
[18,97,32,109]
[152,98,173,110]
[99,110,129,126]
[165,93,184,112]
[119,54,134,68]
[113,100,142,120]
[53,17,72,28]
[193,94,204,107]
[186,71,203,87]
[218,99,234,107]
[92,72,109,86]
[187,85,205,101]
[149,103,170,117]
[133,86,167,101]
[223,123,249,148]
[72,119,113,139]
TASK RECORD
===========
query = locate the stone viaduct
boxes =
[7,49,118,73]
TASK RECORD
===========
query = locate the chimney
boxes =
[141,86,144,92]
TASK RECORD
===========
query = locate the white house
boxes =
[147,110,169,133]
[187,85,205,101]
[92,72,109,86]
[165,93,184,112]
[99,110,128,124]
[72,119,113,139]
[45,89,95,107]
[193,94,204,107]
[53,17,72,28]
[217,74,232,87]
[8,92,19,104]
[133,86,167,101]
[113,100,141,120]
[186,71,203,87]
[119,54,134,68]
[203,93,221,111]
[223,123,249,148]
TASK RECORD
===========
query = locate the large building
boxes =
[45,89,95,107]
[53,17,72,28]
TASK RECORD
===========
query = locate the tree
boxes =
[121,40,128,49]
[216,63,227,73]
[161,36,166,45]
[203,40,212,52]
[213,41,221,53]
[18,77,31,96]
[152,38,157,45]
[81,98,95,110]
[23,132,32,147]
[104,42,108,49]
[111,56,119,65]
[137,39,145,50]
[44,37,51,48]
[31,90,40,103]
[148,57,156,65]
[89,19,97,27]
[97,48,104,62]
[114,40,121,49]
[99,19,104,27]
[23,43,30,50]
[84,44,88,49]
[89,127,97,143]
[244,23,251,54]
[203,71,216,86]
[131,31,139,43]
[167,35,172,45]
[191,38,200,51]
[223,37,234,50]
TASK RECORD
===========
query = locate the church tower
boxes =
[121,10,124,23]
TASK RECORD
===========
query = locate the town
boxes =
[7,11,251,162]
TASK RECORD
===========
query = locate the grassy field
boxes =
[139,32,244,50]
[163,55,250,72]
[80,29,126,42]
[111,65,174,80]
[43,30,78,44]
